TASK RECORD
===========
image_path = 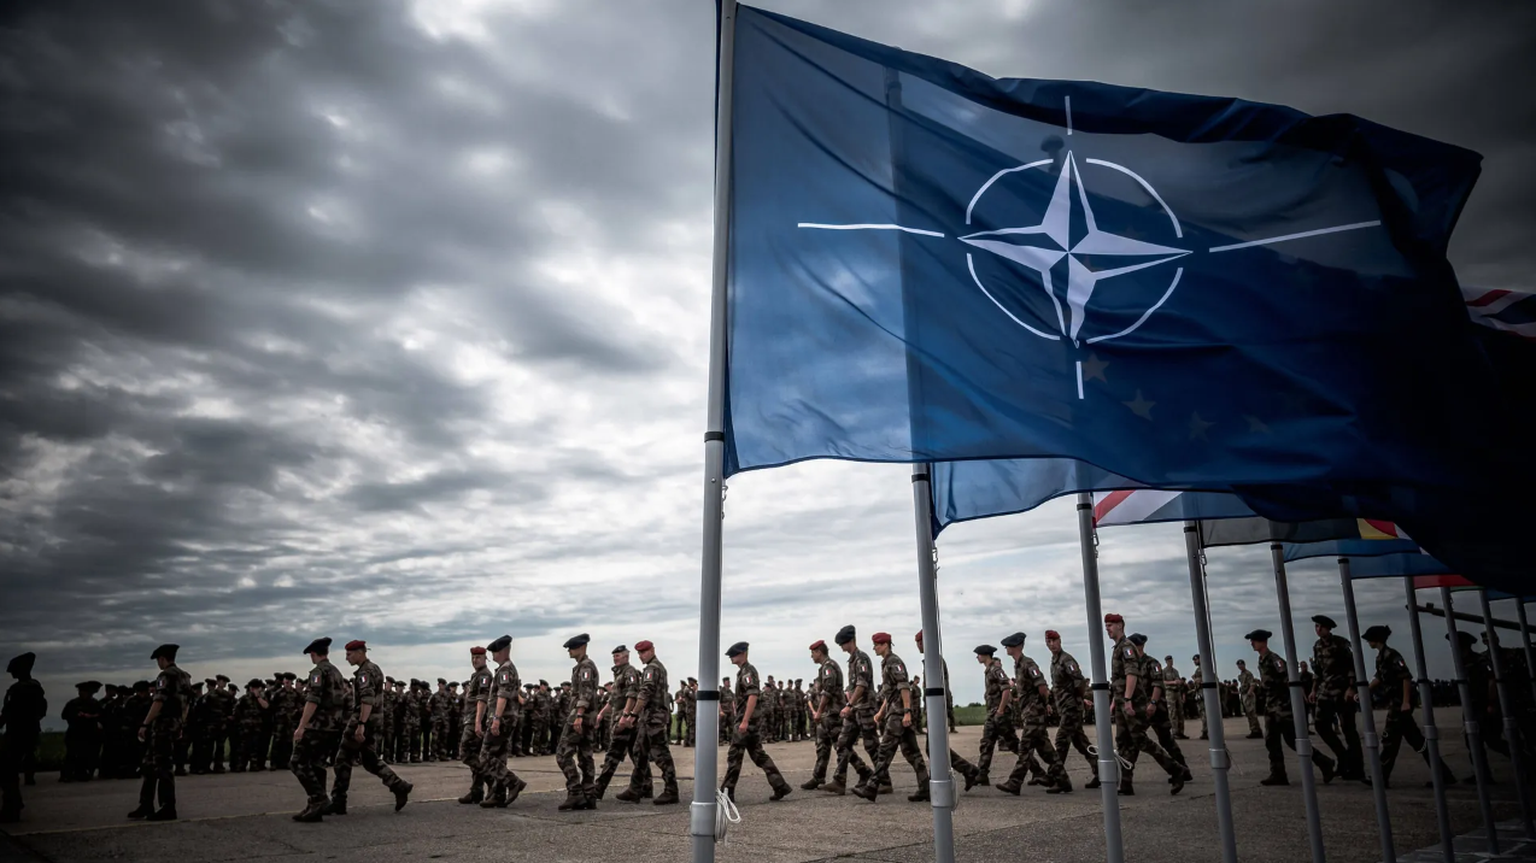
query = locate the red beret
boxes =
[1103,613,1124,624]
[344,640,366,651]
[1044,630,1061,640]
[634,640,654,652]
[914,630,924,642]
[872,632,892,644]
[469,646,486,656]
[809,639,827,651]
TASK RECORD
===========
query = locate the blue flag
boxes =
[1285,538,1423,563]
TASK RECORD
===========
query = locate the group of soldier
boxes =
[4,611,1532,824]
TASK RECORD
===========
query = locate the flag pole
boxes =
[1519,600,1536,707]
[1268,542,1327,863]
[1077,493,1125,863]
[1337,558,1398,863]
[1478,589,1535,839]
[692,2,737,860]
[912,466,956,863]
[1184,522,1237,863]
[1404,578,1455,858]
[1440,586,1499,853]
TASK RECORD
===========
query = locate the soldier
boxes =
[673,683,689,744]
[1105,614,1184,796]
[418,680,434,762]
[853,633,929,802]
[269,673,300,770]
[122,680,151,779]
[719,676,736,746]
[129,644,192,822]
[533,681,554,755]
[1247,629,1335,786]
[479,635,531,808]
[231,681,269,772]
[325,640,412,815]
[289,637,347,822]
[98,685,125,779]
[1309,615,1365,779]
[1133,636,1191,779]
[2,653,47,823]
[996,632,1069,795]
[457,647,493,804]
[1365,624,1457,788]
[1189,655,1209,740]
[973,644,1019,786]
[803,639,843,790]
[910,676,924,733]
[428,679,452,762]
[720,642,792,802]
[554,633,601,810]
[595,645,649,800]
[825,625,880,796]
[1451,631,1507,756]
[761,676,777,744]
[208,675,234,774]
[1161,656,1187,739]
[446,682,462,755]
[61,681,103,782]
[909,631,980,789]
[619,640,679,804]
[790,679,805,741]
[684,678,698,747]
[1236,659,1263,738]
[1045,630,1098,788]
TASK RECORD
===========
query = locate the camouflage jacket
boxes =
[1050,650,1087,714]
[303,659,347,732]
[846,649,876,712]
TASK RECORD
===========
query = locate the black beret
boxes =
[1448,631,1476,648]
[284,672,298,681]
[133,680,151,691]
[437,677,447,685]
[1311,615,1337,629]
[974,644,997,656]
[150,643,179,661]
[612,644,627,654]
[834,625,856,645]
[1244,629,1273,642]
[487,634,513,653]
[1128,633,1148,646]
[687,677,697,683]
[1000,632,1026,647]
[76,680,101,692]
[216,674,229,683]
[302,637,332,655]
[539,679,549,686]
[247,679,264,689]
[725,641,749,658]
[1363,625,1392,642]
[447,681,458,687]
[6,652,35,676]
[190,681,204,690]
[562,633,590,650]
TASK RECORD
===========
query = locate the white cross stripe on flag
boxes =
[1093,489,1181,526]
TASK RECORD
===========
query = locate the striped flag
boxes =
[1093,490,1404,551]
[1464,286,1536,340]
[1092,489,1254,526]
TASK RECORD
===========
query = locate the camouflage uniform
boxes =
[2,669,45,820]
[682,686,696,747]
[231,688,268,771]
[628,653,678,802]
[977,657,1020,782]
[1161,663,1186,737]
[1311,632,1363,777]
[833,648,880,788]
[1372,643,1445,782]
[808,657,844,785]
[1237,666,1263,735]
[378,682,395,763]
[403,684,423,762]
[479,658,527,805]
[555,656,601,803]
[1140,655,1188,771]
[1002,652,1066,791]
[460,664,493,799]
[1111,637,1183,791]
[864,649,929,799]
[1257,647,1333,782]
[595,660,648,798]
[291,659,346,810]
[430,686,454,761]
[332,659,410,806]
[204,683,234,773]
[1051,648,1096,781]
[1189,664,1209,739]
[722,660,791,798]
[135,661,192,817]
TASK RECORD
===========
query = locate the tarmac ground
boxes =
[2,709,1528,863]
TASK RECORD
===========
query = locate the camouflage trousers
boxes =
[233,722,267,770]
[1241,694,1262,735]
[270,722,294,769]
[1263,710,1334,776]
[432,717,453,759]
[870,712,928,788]
[1053,708,1097,776]
[333,721,407,799]
[833,708,879,784]
[811,711,843,782]
[1005,715,1064,787]
[631,720,677,794]
[977,712,1020,778]
[1313,696,1363,776]
[722,726,790,795]
[554,716,597,797]
[135,723,178,812]
[1148,708,1188,769]
[291,729,342,806]
[458,722,484,778]
[1379,705,1425,780]
[480,718,523,795]
[597,720,648,791]
[1167,689,1186,736]
[1113,701,1182,782]
[402,720,421,761]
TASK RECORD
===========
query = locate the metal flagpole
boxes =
[1518,600,1536,708]
[1077,493,1125,863]
[1268,542,1327,863]
[1404,579,1456,858]
[1337,558,1398,863]
[1184,523,1237,863]
[1479,589,1535,838]
[911,466,956,863]
[692,2,737,860]
[1441,586,1498,853]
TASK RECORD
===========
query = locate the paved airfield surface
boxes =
[3,711,1523,863]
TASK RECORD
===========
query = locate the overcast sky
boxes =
[3,0,1533,728]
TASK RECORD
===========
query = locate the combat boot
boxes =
[615,788,641,803]
[129,777,156,818]
[147,806,178,821]
[1084,775,1101,789]
[908,777,931,802]
[593,772,612,800]
[1118,779,1135,796]
[995,780,1022,795]
[322,795,347,815]
[769,781,792,801]
[292,802,324,823]
[653,784,680,805]
[480,784,507,808]
[821,779,847,795]
[505,778,528,804]
[801,777,823,791]
[1046,775,1074,794]
[1318,758,1336,785]
[1169,771,1185,795]
[851,782,878,802]
[1259,771,1289,786]
[393,780,413,811]
[557,792,586,811]
[975,771,991,786]
[458,778,485,804]
[877,781,894,794]
[962,769,979,792]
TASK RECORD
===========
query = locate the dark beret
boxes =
[150,643,179,661]
[612,645,628,654]
[216,674,229,682]
[1311,615,1337,629]
[562,633,589,650]
[487,635,513,653]
[133,680,151,691]
[247,679,264,689]
[76,681,101,692]
[834,625,856,645]
[539,680,549,687]
[6,652,36,676]
[975,644,997,656]
[1000,632,1026,648]
[725,641,749,658]
[437,678,447,685]
[302,637,332,656]
[1363,625,1392,642]
[1244,629,1273,642]
[1128,633,1148,646]
[1448,631,1476,648]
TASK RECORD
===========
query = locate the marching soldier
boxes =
[595,645,648,800]
[2,653,47,823]
[289,637,347,822]
[555,633,600,810]
[129,644,192,822]
[721,642,792,802]
[914,631,981,790]
[1045,630,1098,788]
[1105,614,1184,796]
[803,639,844,790]
[1309,615,1365,779]
[1161,655,1187,739]
[1364,625,1456,787]
[1247,629,1335,786]
[997,632,1069,795]
[326,640,412,815]
[826,625,880,796]
[1133,636,1191,779]
[619,640,679,805]
[1237,659,1264,738]
[854,632,929,802]
[974,644,1019,786]
[458,646,493,804]
[479,635,530,808]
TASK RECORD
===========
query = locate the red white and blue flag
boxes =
[1464,286,1536,341]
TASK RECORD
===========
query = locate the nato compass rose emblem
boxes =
[797,97,1382,399]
